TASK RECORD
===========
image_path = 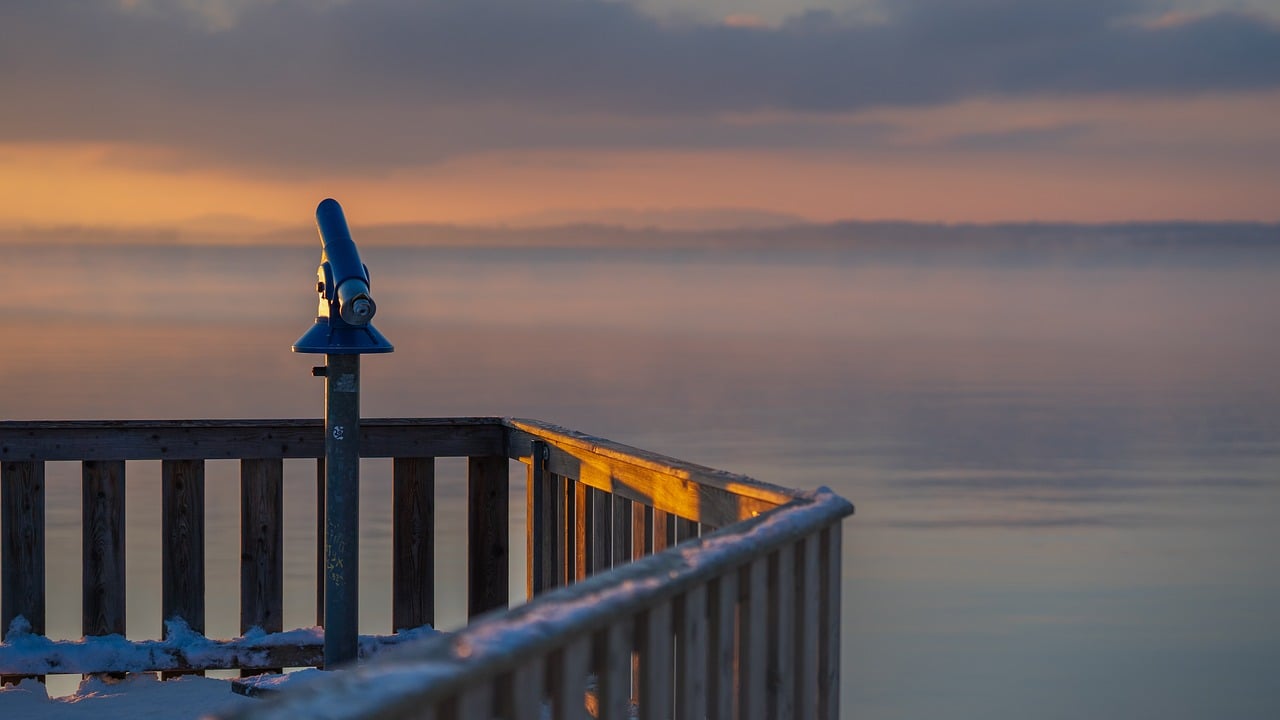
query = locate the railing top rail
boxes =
[0,417,507,462]
[506,417,800,506]
[0,417,505,431]
[221,488,854,720]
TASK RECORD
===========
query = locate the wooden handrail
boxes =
[506,418,795,529]
[219,490,853,720]
[1,417,854,719]
[0,417,506,461]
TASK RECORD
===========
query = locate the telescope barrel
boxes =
[293,197,393,354]
[316,198,376,326]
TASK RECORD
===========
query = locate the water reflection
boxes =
[3,243,1279,717]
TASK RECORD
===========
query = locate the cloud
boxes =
[2,0,1277,173]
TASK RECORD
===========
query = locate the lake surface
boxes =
[3,238,1279,718]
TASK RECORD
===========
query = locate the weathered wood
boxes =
[550,636,591,720]
[393,457,435,631]
[818,522,842,720]
[739,557,768,720]
[0,630,432,675]
[212,493,853,720]
[551,473,567,589]
[162,459,205,679]
[591,489,612,576]
[456,682,494,720]
[562,475,577,585]
[0,418,506,462]
[1,461,44,640]
[527,442,555,597]
[162,460,205,634]
[652,510,671,553]
[0,415,855,719]
[82,460,126,638]
[638,600,674,720]
[596,618,633,720]
[630,500,648,705]
[506,419,795,505]
[507,660,545,720]
[315,458,325,628]
[632,502,650,560]
[707,571,737,720]
[240,459,283,675]
[526,450,537,600]
[675,585,708,720]
[468,456,509,618]
[612,496,632,569]
[767,545,796,720]
[506,420,795,527]
[574,481,588,582]
[675,517,698,544]
[795,532,820,720]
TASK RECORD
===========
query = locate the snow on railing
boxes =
[222,490,852,720]
[1,418,854,718]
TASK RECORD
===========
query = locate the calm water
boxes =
[3,240,1279,718]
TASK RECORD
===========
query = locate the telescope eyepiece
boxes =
[345,296,374,324]
[336,278,376,326]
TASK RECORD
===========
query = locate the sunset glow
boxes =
[2,1,1277,231]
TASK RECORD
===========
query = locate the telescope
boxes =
[293,198,394,354]
[292,198,392,668]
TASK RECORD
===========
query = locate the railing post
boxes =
[591,489,612,576]
[241,458,283,676]
[393,457,435,631]
[676,585,709,720]
[527,441,551,598]
[652,510,671,553]
[634,504,652,559]
[564,478,578,584]
[638,600,674,720]
[817,522,843,720]
[574,482,588,582]
[315,458,325,628]
[162,459,205,678]
[795,532,821,719]
[2,460,45,685]
[708,571,738,719]
[596,619,633,720]
[468,455,509,617]
[612,496,631,568]
[552,473,567,588]
[82,460,126,640]
[739,557,768,720]
[767,545,797,719]
[676,516,699,544]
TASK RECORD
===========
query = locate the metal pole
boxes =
[323,352,360,667]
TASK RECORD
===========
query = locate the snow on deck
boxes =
[0,618,437,675]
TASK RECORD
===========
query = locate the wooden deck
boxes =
[1,417,853,718]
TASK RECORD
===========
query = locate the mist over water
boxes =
[4,238,1279,718]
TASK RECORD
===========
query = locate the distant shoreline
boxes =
[4,220,1278,256]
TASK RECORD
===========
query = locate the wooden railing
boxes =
[0,418,854,718]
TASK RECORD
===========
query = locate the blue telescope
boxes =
[292,198,392,667]
[293,199,394,354]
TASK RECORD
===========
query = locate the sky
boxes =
[2,0,1279,229]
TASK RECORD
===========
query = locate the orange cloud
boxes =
[3,91,1278,232]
